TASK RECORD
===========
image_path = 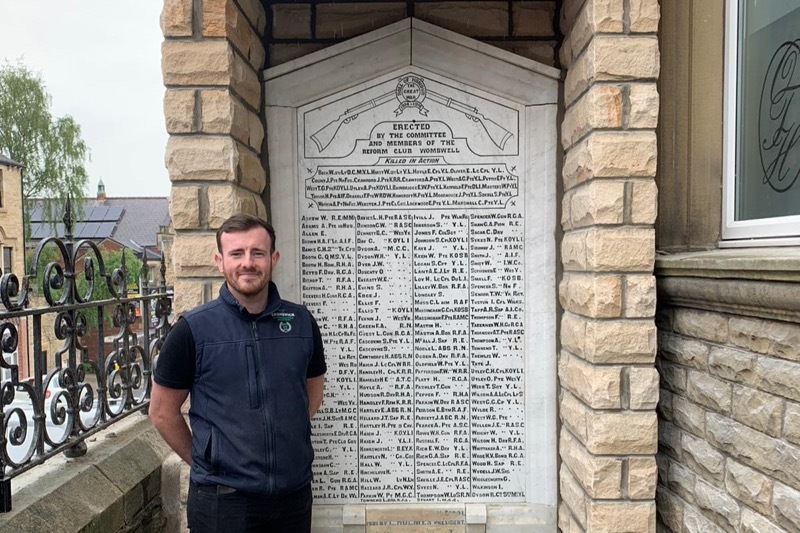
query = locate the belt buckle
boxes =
[217,484,237,495]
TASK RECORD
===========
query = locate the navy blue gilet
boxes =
[182,282,315,495]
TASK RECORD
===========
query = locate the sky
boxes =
[0,0,170,198]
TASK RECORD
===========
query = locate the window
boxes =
[0,169,4,208]
[2,247,11,274]
[723,0,800,245]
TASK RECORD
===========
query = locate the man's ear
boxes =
[214,251,224,273]
[272,250,281,268]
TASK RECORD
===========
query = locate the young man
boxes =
[150,214,326,532]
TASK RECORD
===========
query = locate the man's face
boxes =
[214,227,279,298]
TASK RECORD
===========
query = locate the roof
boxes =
[29,197,169,251]
[0,153,23,168]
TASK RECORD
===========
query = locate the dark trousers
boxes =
[187,482,312,533]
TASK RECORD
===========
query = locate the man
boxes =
[150,214,326,532]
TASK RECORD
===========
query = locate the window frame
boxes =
[722,0,800,247]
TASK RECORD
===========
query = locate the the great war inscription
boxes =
[298,71,529,503]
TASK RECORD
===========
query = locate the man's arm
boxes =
[150,382,192,464]
[306,375,324,418]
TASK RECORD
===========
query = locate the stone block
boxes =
[512,2,556,37]
[230,51,261,109]
[562,85,624,150]
[628,457,657,499]
[671,394,706,436]
[162,40,231,86]
[681,433,724,482]
[694,479,741,532]
[560,428,623,498]
[562,179,625,229]
[164,89,196,133]
[659,361,687,395]
[706,413,800,491]
[658,332,710,370]
[238,0,267,34]
[563,132,658,189]
[364,505,464,531]
[586,410,658,455]
[756,357,800,402]
[200,90,263,150]
[562,312,656,364]
[729,317,800,362]
[207,184,266,229]
[731,385,784,437]
[170,185,202,230]
[559,272,623,318]
[166,136,236,182]
[559,350,621,409]
[587,500,655,533]
[316,3,407,39]
[415,2,509,37]
[725,460,773,516]
[708,346,756,384]
[658,421,682,461]
[624,274,656,318]
[565,35,660,106]
[683,506,727,533]
[687,370,732,413]
[560,464,588,528]
[560,391,589,443]
[774,482,800,533]
[655,489,684,533]
[173,278,212,315]
[226,2,267,70]
[629,0,660,33]
[202,0,226,36]
[657,388,673,422]
[172,233,219,278]
[560,0,624,67]
[630,179,658,225]
[786,402,800,445]
[740,508,785,533]
[562,227,655,272]
[161,0,193,37]
[494,40,557,66]
[272,4,312,39]
[236,143,267,194]
[673,308,729,344]
[629,366,659,410]
[628,83,660,129]
[668,460,696,503]
[269,43,326,67]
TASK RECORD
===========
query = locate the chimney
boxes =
[96,178,107,204]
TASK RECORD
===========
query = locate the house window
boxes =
[2,247,11,274]
[723,0,800,244]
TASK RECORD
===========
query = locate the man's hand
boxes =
[150,382,192,464]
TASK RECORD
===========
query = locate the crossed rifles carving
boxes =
[310,75,513,153]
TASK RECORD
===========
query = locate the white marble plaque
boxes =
[299,70,528,503]
[266,19,558,518]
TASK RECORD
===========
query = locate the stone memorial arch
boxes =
[163,1,660,531]
[265,19,558,531]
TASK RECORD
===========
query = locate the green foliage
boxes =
[0,61,89,229]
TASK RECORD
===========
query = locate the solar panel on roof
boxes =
[97,222,116,238]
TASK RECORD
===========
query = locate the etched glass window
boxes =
[724,0,800,242]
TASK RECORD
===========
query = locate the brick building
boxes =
[160,1,800,532]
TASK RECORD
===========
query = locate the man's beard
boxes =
[225,268,269,297]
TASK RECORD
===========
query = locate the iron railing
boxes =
[0,200,172,512]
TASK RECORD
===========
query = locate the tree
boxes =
[0,61,89,220]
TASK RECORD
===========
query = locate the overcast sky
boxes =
[0,0,169,198]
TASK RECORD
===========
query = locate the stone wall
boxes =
[655,252,800,532]
[558,0,661,531]
[162,0,269,315]
[1,416,182,532]
[267,0,558,68]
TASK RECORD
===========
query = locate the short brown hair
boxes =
[216,214,276,252]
